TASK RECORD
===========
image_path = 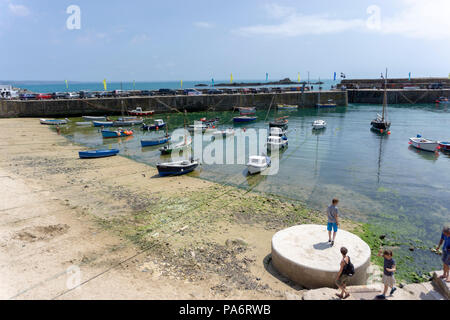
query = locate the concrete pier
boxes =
[271,224,371,289]
[348,89,450,104]
[0,91,347,118]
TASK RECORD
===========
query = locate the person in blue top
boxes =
[326,199,340,246]
[436,225,450,283]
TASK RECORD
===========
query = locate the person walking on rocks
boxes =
[376,249,397,299]
[327,198,340,246]
[436,225,450,282]
[335,246,353,299]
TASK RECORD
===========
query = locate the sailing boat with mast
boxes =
[159,111,192,155]
[371,69,391,133]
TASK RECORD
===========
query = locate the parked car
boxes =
[96,91,113,98]
[139,90,154,96]
[64,92,80,99]
[158,88,177,96]
[52,92,67,99]
[79,91,97,99]
[19,93,36,100]
[35,93,53,100]
[112,90,130,97]
[183,88,202,96]
[207,89,223,95]
[248,88,258,94]
[429,83,443,90]
[259,87,271,93]
[272,87,282,93]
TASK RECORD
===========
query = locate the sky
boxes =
[1,0,449,82]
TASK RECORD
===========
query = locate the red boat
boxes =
[128,107,155,116]
[436,97,449,104]
[238,107,256,115]
[36,93,53,100]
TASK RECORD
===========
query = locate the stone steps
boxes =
[432,271,450,299]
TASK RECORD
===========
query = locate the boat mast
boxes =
[382,68,387,121]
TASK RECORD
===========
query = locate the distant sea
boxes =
[1,79,337,93]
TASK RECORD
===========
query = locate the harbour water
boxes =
[59,103,450,278]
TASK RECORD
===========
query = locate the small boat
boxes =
[142,119,166,131]
[159,138,192,155]
[75,122,92,126]
[101,129,134,139]
[212,128,235,138]
[312,120,327,130]
[266,136,288,150]
[269,127,287,137]
[82,116,107,121]
[238,107,256,116]
[371,69,391,133]
[409,136,439,152]
[439,142,450,152]
[269,117,288,130]
[277,104,298,110]
[78,149,119,159]
[40,119,68,125]
[200,117,220,125]
[113,119,143,127]
[141,136,171,147]
[247,155,271,175]
[316,99,337,108]
[436,97,449,105]
[233,116,257,123]
[156,159,199,177]
[128,107,155,116]
[188,123,216,133]
[93,121,114,127]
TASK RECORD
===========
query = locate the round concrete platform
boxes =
[271,224,371,289]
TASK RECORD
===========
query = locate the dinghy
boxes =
[93,121,114,127]
[247,155,271,175]
[312,120,327,130]
[156,159,199,177]
[409,136,439,152]
[277,104,298,110]
[238,107,256,116]
[142,119,166,131]
[82,116,107,121]
[75,122,92,126]
[159,138,192,155]
[101,129,133,139]
[212,128,235,138]
[128,107,155,116]
[141,136,171,147]
[40,119,68,125]
[113,119,143,127]
[79,149,119,159]
[269,116,288,130]
[439,142,450,152]
[233,116,257,123]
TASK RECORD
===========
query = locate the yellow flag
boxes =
[103,79,107,91]
[298,72,301,82]
[230,73,233,84]
[181,80,183,88]
[448,73,450,80]
[65,80,68,89]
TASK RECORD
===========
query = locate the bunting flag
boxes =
[408,72,411,81]
[212,78,214,87]
[103,79,107,91]
[298,72,301,82]
[334,72,337,81]
[230,73,233,84]
[448,73,450,80]
[266,73,269,82]
[180,80,183,89]
[65,80,69,90]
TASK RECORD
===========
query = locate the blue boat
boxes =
[141,136,171,147]
[79,149,119,159]
[233,116,257,123]
[93,121,114,127]
[142,119,166,131]
[101,129,134,139]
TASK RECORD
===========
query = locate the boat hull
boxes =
[439,142,450,152]
[128,110,154,116]
[113,120,143,127]
[101,130,133,139]
[269,122,288,130]
[157,161,198,176]
[141,137,171,147]
[233,116,257,123]
[82,116,107,121]
[316,104,337,108]
[93,121,113,127]
[79,149,119,159]
[142,123,166,131]
[40,119,68,125]
[409,138,439,152]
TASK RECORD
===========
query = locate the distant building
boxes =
[0,84,18,99]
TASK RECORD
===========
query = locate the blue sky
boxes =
[1,0,449,81]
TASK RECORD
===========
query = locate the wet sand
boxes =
[0,118,363,300]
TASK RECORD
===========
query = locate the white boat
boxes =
[277,104,298,110]
[269,127,287,137]
[82,116,107,121]
[312,120,327,130]
[212,128,235,138]
[266,136,288,150]
[409,136,439,152]
[40,118,69,125]
[247,155,271,175]
[75,122,92,126]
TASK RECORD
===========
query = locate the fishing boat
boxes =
[128,107,155,116]
[93,121,114,127]
[233,116,257,123]
[113,119,143,127]
[277,104,298,110]
[312,120,327,130]
[266,136,288,150]
[247,155,271,175]
[436,97,449,105]
[142,119,166,131]
[159,137,192,155]
[439,142,450,152]
[101,129,134,139]
[269,127,287,137]
[200,117,220,125]
[269,116,288,130]
[156,159,199,177]
[75,122,92,126]
[188,123,210,133]
[316,99,337,108]
[82,116,107,121]
[40,119,68,125]
[371,69,391,133]
[409,136,439,152]
[78,149,119,159]
[238,107,256,116]
[141,136,171,147]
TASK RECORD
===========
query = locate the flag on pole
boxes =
[65,80,69,90]
[298,72,301,83]
[212,78,214,87]
[103,79,107,91]
[180,80,183,89]
[334,72,337,81]
[230,73,233,84]
[266,73,269,82]
[408,72,411,81]
[448,73,450,80]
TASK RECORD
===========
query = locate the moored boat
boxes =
[436,97,449,105]
[142,119,166,131]
[128,107,155,116]
[312,120,327,130]
[40,118,68,125]
[238,107,256,116]
[269,116,288,130]
[269,127,287,137]
[409,136,439,152]
[156,159,199,177]
[75,122,92,126]
[266,135,288,150]
[113,119,143,127]
[82,116,107,121]
[233,116,257,123]
[439,141,450,152]
[141,136,171,147]
[371,69,391,133]
[101,129,134,139]
[316,99,337,108]
[277,104,298,110]
[247,155,271,175]
[159,138,192,155]
[212,128,235,138]
[78,149,119,159]
[93,121,114,127]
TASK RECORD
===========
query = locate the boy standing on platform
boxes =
[376,249,397,299]
[327,199,340,246]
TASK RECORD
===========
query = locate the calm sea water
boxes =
[7,79,336,93]
[58,103,450,276]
